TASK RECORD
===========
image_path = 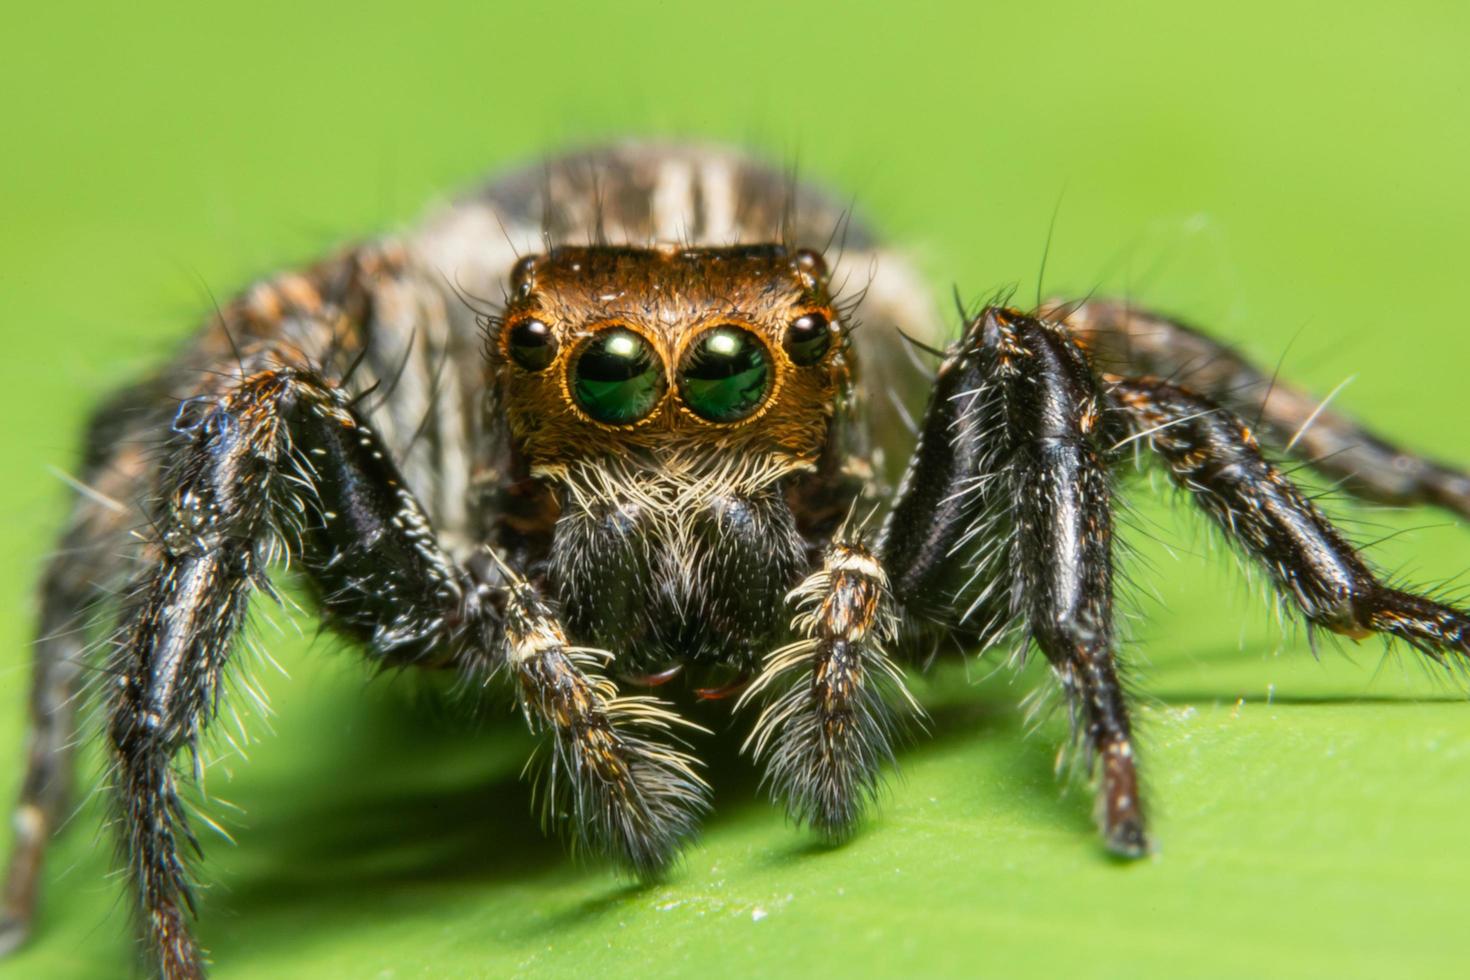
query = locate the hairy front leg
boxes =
[1051,298,1470,518]
[991,311,1145,855]
[108,366,335,978]
[739,542,919,841]
[106,362,709,978]
[1,244,464,970]
[884,308,1147,857]
[105,345,490,978]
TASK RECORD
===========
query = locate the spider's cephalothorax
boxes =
[4,142,1470,979]
[489,244,858,672]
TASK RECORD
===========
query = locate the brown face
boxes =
[491,244,849,472]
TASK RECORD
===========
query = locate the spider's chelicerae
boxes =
[4,142,1470,978]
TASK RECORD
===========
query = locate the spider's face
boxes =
[490,244,848,473]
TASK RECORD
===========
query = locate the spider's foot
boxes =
[1363,588,1470,664]
[1103,816,1151,860]
[150,899,207,980]
[1099,741,1151,860]
[0,913,29,959]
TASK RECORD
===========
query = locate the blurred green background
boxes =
[3,2,1469,977]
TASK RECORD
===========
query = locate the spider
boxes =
[2,142,1468,979]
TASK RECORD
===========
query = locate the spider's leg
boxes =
[882,307,1149,858]
[1050,298,1470,519]
[2,385,177,957]
[879,312,1011,645]
[1111,375,1470,661]
[0,243,457,969]
[108,351,706,978]
[101,357,490,979]
[2,517,125,953]
[477,576,709,875]
[738,542,918,841]
[0,580,89,958]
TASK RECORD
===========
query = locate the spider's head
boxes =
[488,243,852,667]
[489,244,849,477]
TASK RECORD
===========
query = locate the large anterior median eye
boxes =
[678,325,773,423]
[571,327,666,424]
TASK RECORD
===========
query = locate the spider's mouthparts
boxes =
[616,664,754,700]
[620,664,684,688]
[694,672,752,701]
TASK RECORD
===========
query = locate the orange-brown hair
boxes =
[488,244,849,474]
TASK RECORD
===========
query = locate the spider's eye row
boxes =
[507,318,557,371]
[678,325,773,423]
[571,327,666,424]
[784,311,832,365]
[562,322,781,426]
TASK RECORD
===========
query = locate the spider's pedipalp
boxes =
[493,580,710,876]
[740,542,919,841]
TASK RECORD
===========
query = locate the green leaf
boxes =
[3,2,1470,979]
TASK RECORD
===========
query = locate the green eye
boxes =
[571,327,666,424]
[678,325,773,423]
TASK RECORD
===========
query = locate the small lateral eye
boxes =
[507,318,556,371]
[571,327,667,424]
[784,312,832,365]
[794,248,827,279]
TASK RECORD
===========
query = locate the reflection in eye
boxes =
[507,318,557,371]
[678,325,772,423]
[571,327,666,424]
[784,311,831,365]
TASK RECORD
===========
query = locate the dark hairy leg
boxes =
[878,318,1010,640]
[1,388,171,955]
[989,311,1145,854]
[883,307,1148,857]
[5,249,707,976]
[0,577,95,956]
[102,356,483,979]
[307,409,711,875]
[309,391,710,874]
[56,353,699,978]
[740,542,918,841]
[1051,298,1470,518]
[1111,375,1470,660]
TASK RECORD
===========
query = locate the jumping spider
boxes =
[4,142,1469,979]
